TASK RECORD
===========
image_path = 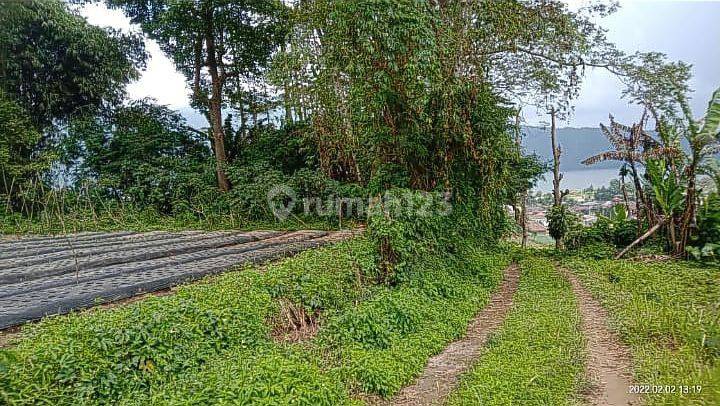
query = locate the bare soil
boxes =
[380,264,521,406]
[561,267,640,406]
[0,326,21,348]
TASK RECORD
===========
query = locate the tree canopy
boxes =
[102,0,289,190]
[0,0,146,132]
[0,0,146,209]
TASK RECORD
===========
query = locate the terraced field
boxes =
[0,230,354,329]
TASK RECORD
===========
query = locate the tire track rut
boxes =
[383,264,520,406]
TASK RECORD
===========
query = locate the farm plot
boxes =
[0,230,354,329]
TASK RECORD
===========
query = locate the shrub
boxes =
[566,205,639,252]
[366,189,454,283]
[547,205,577,247]
[687,192,720,261]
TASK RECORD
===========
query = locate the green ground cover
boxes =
[0,237,510,405]
[447,256,586,406]
[563,256,720,405]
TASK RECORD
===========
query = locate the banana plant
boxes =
[582,113,679,227]
[699,158,720,192]
[645,158,685,250]
[675,86,720,255]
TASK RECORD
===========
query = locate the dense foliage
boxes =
[577,85,720,258]
[103,0,289,191]
[565,205,639,252]
[62,100,215,214]
[1,0,715,266]
[547,205,575,246]
[0,0,145,132]
[0,91,47,209]
[687,192,720,259]
[0,0,145,215]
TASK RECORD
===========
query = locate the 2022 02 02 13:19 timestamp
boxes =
[628,385,703,394]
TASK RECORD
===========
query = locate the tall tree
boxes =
[0,0,146,133]
[513,109,529,248]
[550,108,564,208]
[0,0,146,208]
[0,91,46,207]
[548,107,570,249]
[104,0,288,191]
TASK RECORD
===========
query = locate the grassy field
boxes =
[447,255,586,405]
[563,256,720,405]
[0,237,510,404]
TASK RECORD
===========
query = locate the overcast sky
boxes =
[80,0,720,129]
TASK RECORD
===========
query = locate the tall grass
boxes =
[1,180,339,235]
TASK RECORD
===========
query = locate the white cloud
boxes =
[79,3,191,108]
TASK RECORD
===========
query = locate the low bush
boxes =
[547,205,576,245]
[226,162,367,223]
[566,205,639,252]
[687,192,720,261]
[366,189,455,283]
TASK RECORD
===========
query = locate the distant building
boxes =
[581,214,597,226]
[527,220,547,234]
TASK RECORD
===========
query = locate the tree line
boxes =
[1,0,717,262]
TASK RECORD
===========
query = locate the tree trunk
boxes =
[520,191,529,248]
[628,160,653,226]
[668,217,678,252]
[550,108,564,250]
[551,109,562,208]
[678,162,698,256]
[513,110,529,248]
[615,217,666,259]
[620,174,630,214]
[208,96,231,192]
[252,94,259,126]
[265,88,272,126]
[284,84,293,124]
[281,44,293,125]
[239,98,247,141]
[204,19,230,192]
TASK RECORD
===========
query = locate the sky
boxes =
[79,0,720,129]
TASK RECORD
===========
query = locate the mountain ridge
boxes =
[521,126,619,171]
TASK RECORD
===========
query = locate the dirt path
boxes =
[560,267,640,406]
[384,264,520,406]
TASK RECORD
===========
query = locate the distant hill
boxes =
[521,126,619,171]
[178,109,619,172]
